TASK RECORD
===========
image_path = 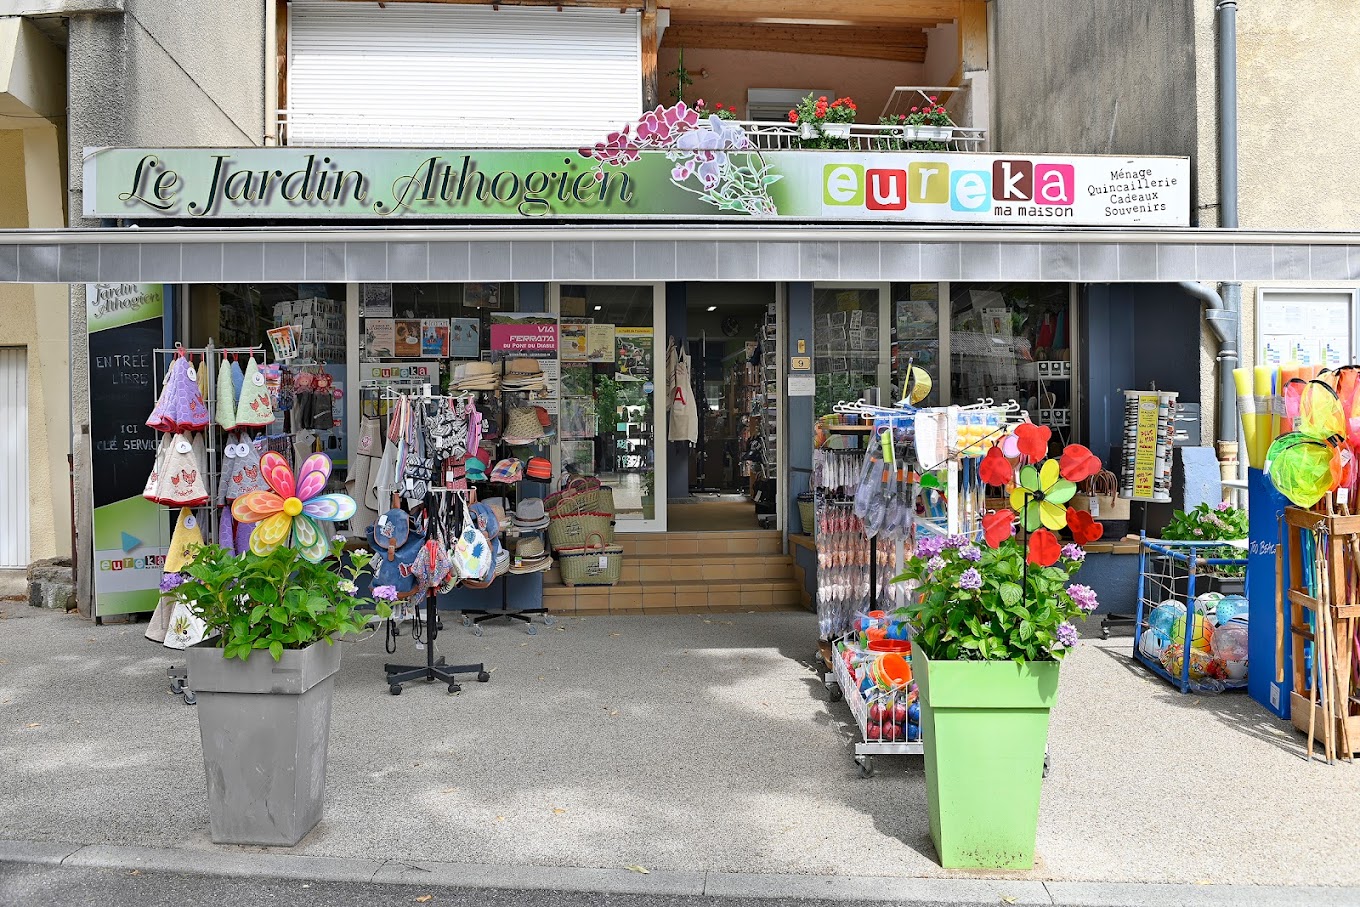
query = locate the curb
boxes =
[4,839,1360,905]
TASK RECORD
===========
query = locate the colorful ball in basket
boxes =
[1195,591,1224,610]
[1148,601,1186,638]
[1215,594,1248,625]
[1172,612,1211,650]
[1138,628,1170,662]
[1161,644,1212,679]
[1209,620,1249,663]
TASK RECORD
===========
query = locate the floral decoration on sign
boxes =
[579,101,781,217]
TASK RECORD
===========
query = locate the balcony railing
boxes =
[276,110,986,152]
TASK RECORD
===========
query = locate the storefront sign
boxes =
[85,147,1190,226]
[491,314,559,354]
[86,283,166,617]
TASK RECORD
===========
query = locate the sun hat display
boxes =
[215,357,238,430]
[525,456,553,482]
[490,457,524,484]
[234,356,277,429]
[163,507,204,574]
[479,496,509,532]
[500,357,546,391]
[147,351,210,433]
[465,456,488,482]
[149,432,209,507]
[511,497,550,531]
[451,361,500,391]
[503,407,546,444]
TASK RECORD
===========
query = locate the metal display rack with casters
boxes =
[385,586,491,695]
[826,638,923,777]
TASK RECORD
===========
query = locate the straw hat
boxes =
[163,507,204,573]
[147,352,210,433]
[234,357,276,429]
[502,407,546,444]
[451,361,500,390]
[510,535,552,573]
[511,496,549,530]
[500,358,546,390]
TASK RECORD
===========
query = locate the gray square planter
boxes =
[186,640,342,846]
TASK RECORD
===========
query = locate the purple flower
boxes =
[1061,544,1086,562]
[943,534,967,549]
[159,573,185,593]
[1067,584,1099,612]
[1215,501,1232,512]
[372,585,399,602]
[926,556,946,574]
[915,536,946,560]
[1057,622,1080,648]
[958,545,982,562]
[959,567,982,591]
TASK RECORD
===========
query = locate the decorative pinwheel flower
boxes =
[1011,460,1078,531]
[231,452,357,563]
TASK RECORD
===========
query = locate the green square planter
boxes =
[913,649,1060,870]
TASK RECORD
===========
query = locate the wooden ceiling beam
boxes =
[663,22,928,61]
[325,0,644,7]
[664,0,958,24]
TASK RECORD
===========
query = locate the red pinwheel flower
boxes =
[1014,422,1052,461]
[982,509,1016,548]
[1026,527,1062,567]
[1060,444,1102,483]
[1066,507,1104,545]
[979,445,1014,487]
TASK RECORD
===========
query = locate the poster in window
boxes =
[560,319,590,361]
[586,324,616,363]
[360,283,393,318]
[421,319,450,357]
[615,327,653,378]
[394,320,422,357]
[449,318,481,359]
[364,319,395,358]
[464,283,502,309]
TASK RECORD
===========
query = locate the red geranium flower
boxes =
[1066,507,1104,545]
[982,509,1016,548]
[979,445,1014,487]
[1059,444,1102,483]
[1027,527,1061,566]
[1013,423,1051,461]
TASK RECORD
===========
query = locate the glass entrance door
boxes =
[554,283,666,532]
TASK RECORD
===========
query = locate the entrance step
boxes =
[614,530,782,557]
[543,552,794,586]
[542,578,803,615]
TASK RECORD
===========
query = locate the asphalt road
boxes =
[0,862,992,907]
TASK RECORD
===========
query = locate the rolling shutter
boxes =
[0,347,29,567]
[288,1,642,147]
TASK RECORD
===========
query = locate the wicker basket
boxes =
[557,534,623,586]
[547,511,615,550]
[798,499,815,535]
[546,476,602,517]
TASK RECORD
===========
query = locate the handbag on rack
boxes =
[452,500,493,582]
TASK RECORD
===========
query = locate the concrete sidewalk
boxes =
[2,603,1359,889]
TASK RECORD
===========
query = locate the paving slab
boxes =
[1,603,1358,886]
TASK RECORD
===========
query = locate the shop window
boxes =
[891,283,942,407]
[558,285,658,523]
[813,287,882,415]
[188,282,349,477]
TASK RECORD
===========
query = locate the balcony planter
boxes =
[916,125,953,142]
[187,638,342,846]
[913,648,1059,869]
[798,122,818,140]
[823,122,852,139]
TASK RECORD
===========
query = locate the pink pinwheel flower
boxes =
[231,452,356,563]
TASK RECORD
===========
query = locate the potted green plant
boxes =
[895,424,1104,869]
[1160,501,1248,594]
[788,94,857,147]
[176,539,392,845]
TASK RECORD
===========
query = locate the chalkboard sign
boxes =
[86,283,166,618]
[89,324,163,506]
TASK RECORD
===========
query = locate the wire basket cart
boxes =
[1134,535,1249,693]
[826,637,922,777]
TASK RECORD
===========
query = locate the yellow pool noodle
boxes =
[1234,368,1256,468]
[1254,366,1272,468]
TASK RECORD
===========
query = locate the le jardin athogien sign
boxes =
[85,146,1189,226]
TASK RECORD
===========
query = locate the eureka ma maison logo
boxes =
[822,160,1076,214]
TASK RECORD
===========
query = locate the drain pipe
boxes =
[1215,0,1242,479]
[1179,281,1239,445]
